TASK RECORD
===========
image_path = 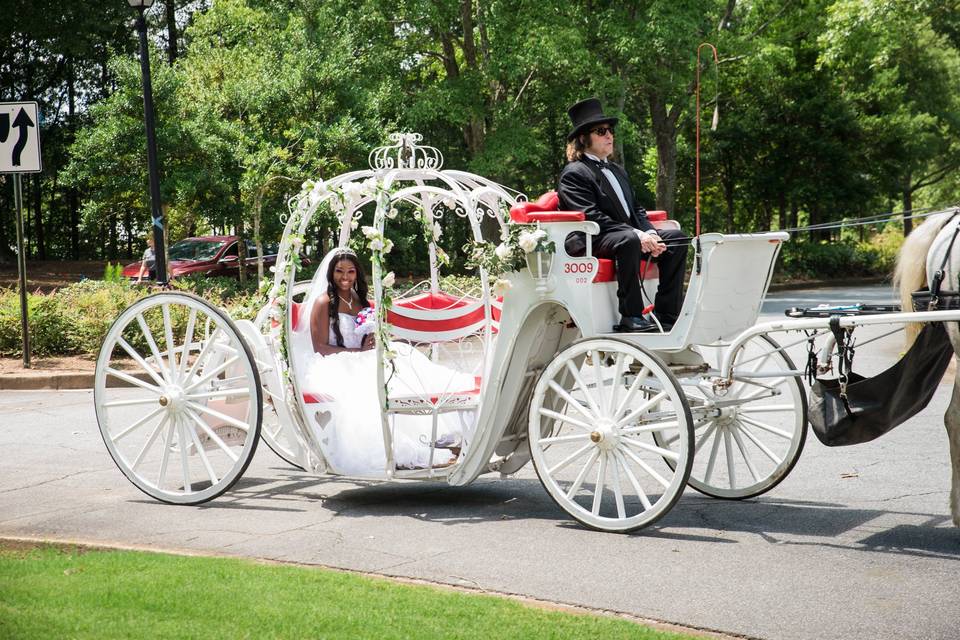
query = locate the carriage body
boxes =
[94,134,806,531]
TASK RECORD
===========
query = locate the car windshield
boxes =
[168,240,224,262]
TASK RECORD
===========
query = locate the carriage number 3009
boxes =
[563,261,594,284]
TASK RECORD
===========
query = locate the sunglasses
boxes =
[590,126,615,136]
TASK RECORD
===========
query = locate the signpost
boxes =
[1,101,43,368]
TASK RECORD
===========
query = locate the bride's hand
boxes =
[360,334,376,351]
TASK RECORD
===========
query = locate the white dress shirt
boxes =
[585,153,652,241]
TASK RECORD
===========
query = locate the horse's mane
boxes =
[894,212,955,347]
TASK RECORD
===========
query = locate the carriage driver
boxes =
[558,98,688,333]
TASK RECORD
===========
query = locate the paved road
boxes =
[2,285,958,640]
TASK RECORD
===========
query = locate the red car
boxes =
[121,235,280,281]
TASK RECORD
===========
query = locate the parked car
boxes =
[121,236,280,281]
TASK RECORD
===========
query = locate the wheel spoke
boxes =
[537,408,593,432]
[177,420,192,493]
[103,397,163,409]
[157,416,176,487]
[738,378,787,402]
[607,353,626,416]
[547,442,593,475]
[185,400,250,433]
[540,432,591,446]
[565,360,602,417]
[183,327,223,382]
[615,391,667,428]
[184,417,219,486]
[111,406,164,442]
[136,313,171,383]
[184,407,240,462]
[105,368,162,394]
[184,355,241,394]
[547,380,595,423]
[730,424,761,483]
[187,388,251,402]
[131,414,169,471]
[723,427,736,488]
[738,414,794,440]
[591,452,607,516]
[178,308,198,380]
[621,436,680,462]
[614,366,647,419]
[621,420,678,435]
[565,448,600,500]
[591,350,608,414]
[620,445,670,489]
[738,404,795,414]
[694,422,719,454]
[117,337,165,388]
[736,421,784,465]
[704,425,723,484]
[162,303,178,381]
[614,449,651,510]
[610,454,626,519]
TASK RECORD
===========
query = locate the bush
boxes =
[777,232,902,281]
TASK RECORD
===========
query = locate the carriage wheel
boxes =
[661,334,807,499]
[529,337,694,533]
[94,292,262,504]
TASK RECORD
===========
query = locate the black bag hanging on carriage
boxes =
[808,322,953,447]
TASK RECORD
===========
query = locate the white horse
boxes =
[895,210,960,526]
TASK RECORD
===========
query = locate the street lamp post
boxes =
[128,0,167,284]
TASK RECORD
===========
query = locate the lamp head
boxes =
[127,0,155,8]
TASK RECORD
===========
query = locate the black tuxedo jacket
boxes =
[557,158,654,239]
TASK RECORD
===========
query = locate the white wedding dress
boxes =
[301,312,476,477]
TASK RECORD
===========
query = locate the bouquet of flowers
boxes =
[354,306,377,337]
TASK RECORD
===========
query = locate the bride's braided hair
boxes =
[326,251,370,348]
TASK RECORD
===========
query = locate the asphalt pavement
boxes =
[1,284,958,640]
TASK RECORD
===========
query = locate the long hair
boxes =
[325,251,370,348]
[565,133,616,162]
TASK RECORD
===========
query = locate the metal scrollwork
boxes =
[369,133,444,171]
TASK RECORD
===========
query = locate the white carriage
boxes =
[94,134,807,532]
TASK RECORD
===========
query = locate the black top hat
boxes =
[566,97,619,141]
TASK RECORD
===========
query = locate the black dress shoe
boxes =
[614,316,658,333]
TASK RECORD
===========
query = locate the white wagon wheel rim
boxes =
[664,334,807,499]
[529,338,693,532]
[94,292,262,504]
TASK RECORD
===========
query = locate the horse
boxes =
[895,210,960,526]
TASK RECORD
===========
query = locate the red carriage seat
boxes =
[508,192,672,283]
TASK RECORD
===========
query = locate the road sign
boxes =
[0,101,42,174]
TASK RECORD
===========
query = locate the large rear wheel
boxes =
[94,292,262,504]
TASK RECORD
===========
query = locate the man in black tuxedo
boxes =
[557,98,688,333]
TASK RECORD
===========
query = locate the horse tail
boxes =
[895,212,953,347]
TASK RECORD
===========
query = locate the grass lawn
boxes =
[0,541,703,639]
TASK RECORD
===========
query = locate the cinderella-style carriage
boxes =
[94,133,810,533]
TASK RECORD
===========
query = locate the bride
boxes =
[300,249,474,476]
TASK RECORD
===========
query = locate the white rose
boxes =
[350,218,359,230]
[495,243,512,260]
[361,225,378,238]
[307,191,321,207]
[518,231,539,253]
[443,197,456,210]
[362,177,378,194]
[382,239,394,254]
[311,178,325,193]
[290,236,303,251]
[533,229,547,241]
[492,278,513,296]
[433,222,442,241]
[370,238,384,251]
[382,271,396,288]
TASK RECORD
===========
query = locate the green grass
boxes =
[0,543,699,640]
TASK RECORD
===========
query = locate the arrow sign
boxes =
[11,108,34,167]
[0,101,42,174]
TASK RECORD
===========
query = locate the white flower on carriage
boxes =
[290,236,303,252]
[492,278,513,296]
[518,229,547,253]
[301,180,314,191]
[436,247,450,266]
[495,242,513,261]
[311,178,326,192]
[432,222,442,241]
[350,218,359,230]
[382,271,396,288]
[443,197,457,210]
[342,181,364,201]
[361,177,378,195]
[307,190,321,207]
[361,225,379,238]
[370,238,384,251]
[382,238,394,254]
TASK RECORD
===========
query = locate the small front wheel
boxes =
[529,337,694,532]
[94,292,262,504]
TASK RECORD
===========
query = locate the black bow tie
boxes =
[589,157,610,168]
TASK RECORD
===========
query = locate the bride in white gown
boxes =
[299,250,475,476]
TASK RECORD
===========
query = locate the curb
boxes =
[0,371,151,391]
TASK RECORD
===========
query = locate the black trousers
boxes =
[568,228,688,323]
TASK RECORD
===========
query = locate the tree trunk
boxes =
[723,175,735,234]
[790,199,799,231]
[647,92,679,216]
[109,213,118,260]
[778,191,787,231]
[68,55,80,259]
[166,0,179,64]
[32,174,45,259]
[124,210,133,258]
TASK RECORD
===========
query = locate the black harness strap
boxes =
[929,214,960,310]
